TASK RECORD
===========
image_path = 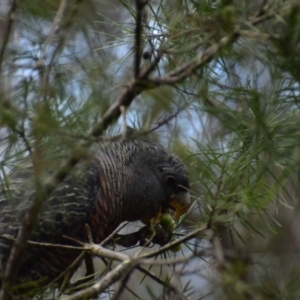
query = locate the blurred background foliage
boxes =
[1,0,300,299]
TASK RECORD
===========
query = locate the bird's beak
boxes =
[169,191,190,219]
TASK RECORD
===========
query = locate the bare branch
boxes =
[141,225,208,259]
[58,226,209,300]
[60,257,138,300]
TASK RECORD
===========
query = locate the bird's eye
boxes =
[166,176,176,186]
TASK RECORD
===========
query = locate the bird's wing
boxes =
[0,160,100,259]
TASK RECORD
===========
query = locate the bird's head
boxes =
[158,153,190,219]
[128,141,190,224]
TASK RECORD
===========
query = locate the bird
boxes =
[0,137,190,296]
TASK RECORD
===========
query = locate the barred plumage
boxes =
[0,138,190,295]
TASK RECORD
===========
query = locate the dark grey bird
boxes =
[0,138,190,296]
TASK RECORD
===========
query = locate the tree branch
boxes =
[0,0,18,72]
[134,0,147,78]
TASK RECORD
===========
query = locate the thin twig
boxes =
[38,0,82,103]
[40,0,68,59]
[148,101,191,134]
[140,225,208,259]
[134,0,147,78]
[110,271,131,300]
[120,106,127,140]
[60,257,138,300]
[41,252,86,296]
[137,266,188,300]
[56,252,86,296]
[84,224,93,244]
[0,0,18,72]
[100,222,129,246]
[145,7,284,87]
[0,234,85,251]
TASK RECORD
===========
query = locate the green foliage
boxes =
[1,0,300,299]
